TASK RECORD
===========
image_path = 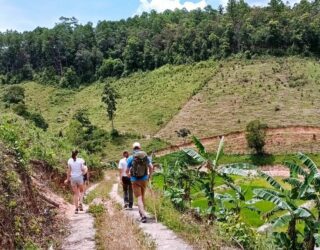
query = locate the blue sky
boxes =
[0,0,297,32]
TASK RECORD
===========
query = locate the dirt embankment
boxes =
[0,143,65,249]
[155,126,320,157]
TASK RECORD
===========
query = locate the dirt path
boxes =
[109,183,193,250]
[155,126,320,156]
[62,184,99,250]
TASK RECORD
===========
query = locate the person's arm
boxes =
[126,157,132,177]
[64,165,71,184]
[148,163,153,180]
[118,160,123,183]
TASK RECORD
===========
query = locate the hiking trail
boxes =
[109,182,193,250]
[62,184,99,250]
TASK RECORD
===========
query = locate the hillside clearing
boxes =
[156,57,320,145]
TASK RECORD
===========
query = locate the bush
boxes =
[3,86,25,104]
[29,113,48,131]
[245,120,267,155]
[98,58,124,78]
[59,67,80,88]
[12,103,29,117]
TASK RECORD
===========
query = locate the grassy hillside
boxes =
[157,57,320,143]
[19,62,216,136]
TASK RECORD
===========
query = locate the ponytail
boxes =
[71,150,78,161]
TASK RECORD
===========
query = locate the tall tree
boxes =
[101,82,119,131]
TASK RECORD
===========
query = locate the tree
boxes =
[98,58,124,78]
[245,120,267,155]
[101,82,119,132]
[184,136,250,219]
[250,159,320,250]
[3,86,25,104]
[175,128,191,143]
[59,67,80,88]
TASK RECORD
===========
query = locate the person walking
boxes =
[118,151,133,209]
[126,142,153,223]
[64,150,85,214]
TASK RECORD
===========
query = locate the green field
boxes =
[16,61,216,136]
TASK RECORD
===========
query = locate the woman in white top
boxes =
[64,150,85,214]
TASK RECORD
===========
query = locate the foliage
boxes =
[183,136,251,219]
[3,86,25,104]
[218,216,266,250]
[0,3,320,85]
[66,109,108,153]
[101,82,119,131]
[175,128,191,142]
[28,113,48,131]
[154,160,200,211]
[249,153,320,250]
[245,120,267,155]
[59,67,80,88]
[98,58,124,78]
[88,204,105,216]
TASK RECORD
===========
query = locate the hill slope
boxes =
[20,62,216,136]
[156,57,320,143]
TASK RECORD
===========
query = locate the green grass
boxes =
[17,61,216,136]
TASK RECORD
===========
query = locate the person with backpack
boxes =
[118,150,133,209]
[64,150,86,214]
[126,142,153,223]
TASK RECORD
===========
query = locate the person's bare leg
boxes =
[79,184,84,206]
[137,195,146,217]
[72,185,79,209]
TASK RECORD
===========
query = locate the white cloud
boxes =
[136,0,208,14]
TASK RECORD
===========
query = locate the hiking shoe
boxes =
[124,204,128,209]
[75,208,79,214]
[79,203,83,211]
[141,216,147,223]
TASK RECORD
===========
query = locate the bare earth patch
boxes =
[155,126,320,156]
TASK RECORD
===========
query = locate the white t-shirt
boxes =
[118,157,128,177]
[68,157,84,178]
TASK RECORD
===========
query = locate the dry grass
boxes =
[88,171,155,250]
[157,57,320,145]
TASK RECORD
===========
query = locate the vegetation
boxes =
[157,57,320,146]
[2,85,25,104]
[246,120,267,154]
[0,1,320,85]
[101,82,119,133]
[153,146,320,249]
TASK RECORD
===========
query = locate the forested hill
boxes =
[0,0,320,87]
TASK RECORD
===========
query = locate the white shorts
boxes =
[71,176,84,186]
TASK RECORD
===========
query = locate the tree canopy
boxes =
[0,0,319,86]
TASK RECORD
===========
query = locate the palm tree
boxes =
[183,136,250,219]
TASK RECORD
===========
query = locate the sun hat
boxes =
[132,142,141,149]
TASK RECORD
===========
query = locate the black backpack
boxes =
[130,151,149,178]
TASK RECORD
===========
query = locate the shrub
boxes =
[98,58,124,78]
[12,103,29,117]
[59,67,80,88]
[29,113,48,131]
[3,86,25,104]
[245,120,267,155]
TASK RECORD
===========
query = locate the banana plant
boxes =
[215,184,261,222]
[183,136,252,220]
[282,153,320,250]
[251,169,318,250]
